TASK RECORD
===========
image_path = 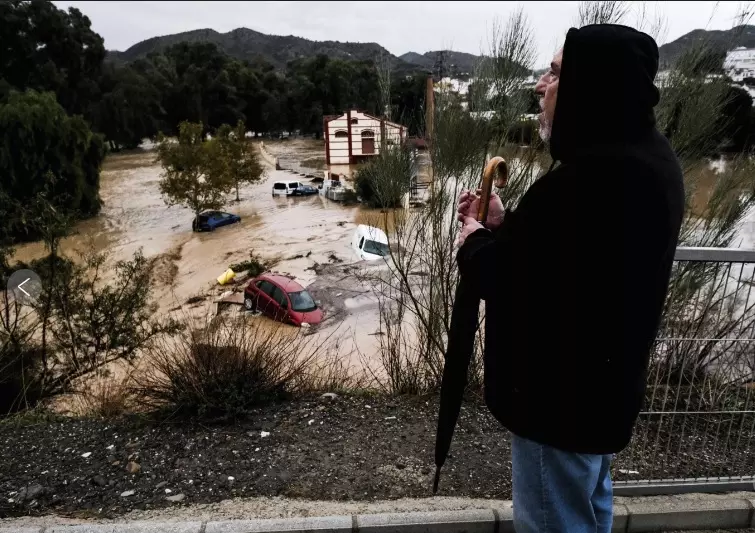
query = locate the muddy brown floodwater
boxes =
[11,139,392,376]
[11,140,755,390]
[266,138,358,180]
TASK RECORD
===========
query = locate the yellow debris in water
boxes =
[217,268,236,285]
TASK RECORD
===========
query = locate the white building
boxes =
[724,47,755,82]
[324,110,408,165]
[438,77,471,96]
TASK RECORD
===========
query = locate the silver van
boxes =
[272,181,304,196]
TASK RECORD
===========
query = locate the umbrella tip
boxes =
[432,466,441,494]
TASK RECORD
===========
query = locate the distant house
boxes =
[725,47,755,82]
[323,110,408,165]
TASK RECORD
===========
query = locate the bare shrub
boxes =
[366,3,755,405]
[72,365,138,418]
[576,1,630,26]
[368,295,429,395]
[358,10,541,396]
[649,9,755,398]
[0,196,180,414]
[133,316,354,420]
[354,145,413,208]
[633,2,668,43]
[649,158,755,406]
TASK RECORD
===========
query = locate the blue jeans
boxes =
[511,434,613,533]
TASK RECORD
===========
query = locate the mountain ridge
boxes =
[107,26,425,74]
[658,24,755,68]
[107,24,755,76]
[399,50,482,76]
[107,26,491,77]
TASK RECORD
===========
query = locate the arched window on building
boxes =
[361,129,375,154]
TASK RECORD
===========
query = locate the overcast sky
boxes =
[53,1,749,68]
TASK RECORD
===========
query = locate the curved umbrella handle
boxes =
[434,157,509,495]
[476,156,508,224]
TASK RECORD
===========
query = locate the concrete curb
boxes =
[613,478,755,496]
[4,497,755,533]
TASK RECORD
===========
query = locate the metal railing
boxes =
[614,246,755,494]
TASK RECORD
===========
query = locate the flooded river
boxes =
[12,139,390,372]
[11,139,755,383]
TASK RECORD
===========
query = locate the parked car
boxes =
[272,181,305,196]
[192,211,241,232]
[243,273,324,326]
[292,184,318,196]
[319,178,342,193]
[352,224,390,261]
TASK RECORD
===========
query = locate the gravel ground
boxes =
[0,395,509,520]
[1,394,754,521]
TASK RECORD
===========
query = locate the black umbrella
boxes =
[433,156,507,494]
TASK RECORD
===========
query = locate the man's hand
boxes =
[457,216,486,248]
[457,190,505,230]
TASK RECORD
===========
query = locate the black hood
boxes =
[550,24,660,162]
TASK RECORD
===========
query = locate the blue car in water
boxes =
[192,210,241,232]
[292,184,318,196]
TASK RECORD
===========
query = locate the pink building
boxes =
[323,110,408,165]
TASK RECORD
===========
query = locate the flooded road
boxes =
[266,138,359,180]
[11,138,755,384]
[12,139,388,372]
[14,141,361,291]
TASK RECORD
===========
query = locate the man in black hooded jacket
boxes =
[456,24,684,532]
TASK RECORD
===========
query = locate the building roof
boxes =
[324,110,406,130]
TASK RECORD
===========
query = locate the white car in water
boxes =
[352,224,390,261]
[272,181,305,196]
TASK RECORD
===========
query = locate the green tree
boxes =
[284,55,381,136]
[391,73,427,136]
[0,0,105,117]
[90,63,163,151]
[718,85,754,153]
[259,69,287,134]
[156,121,234,223]
[0,182,181,414]
[215,120,265,202]
[163,42,244,134]
[0,89,105,242]
[354,146,413,208]
[1,246,181,413]
[131,53,181,135]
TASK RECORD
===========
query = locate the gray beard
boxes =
[539,122,552,143]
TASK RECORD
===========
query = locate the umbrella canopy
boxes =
[433,157,507,494]
[433,279,481,493]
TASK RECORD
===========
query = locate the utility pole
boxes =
[425,75,435,145]
[425,75,435,183]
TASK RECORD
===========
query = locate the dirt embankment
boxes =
[0,395,507,521]
[2,391,753,522]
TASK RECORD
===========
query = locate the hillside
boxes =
[400,50,482,77]
[107,27,424,74]
[399,52,433,69]
[659,25,755,68]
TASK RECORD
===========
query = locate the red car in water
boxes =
[243,273,324,326]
